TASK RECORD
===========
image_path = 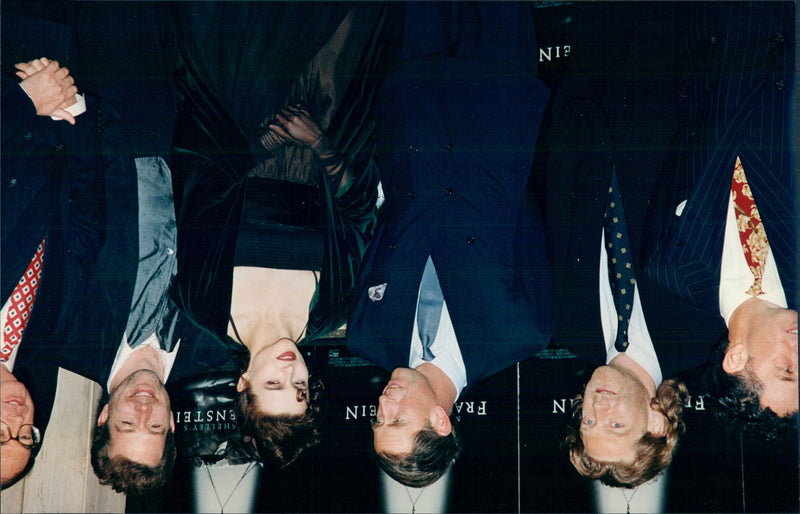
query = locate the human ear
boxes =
[97,404,109,427]
[722,343,748,374]
[430,405,453,436]
[236,373,249,393]
[647,407,667,436]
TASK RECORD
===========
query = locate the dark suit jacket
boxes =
[2,77,104,434]
[644,2,796,314]
[347,3,553,387]
[542,3,727,378]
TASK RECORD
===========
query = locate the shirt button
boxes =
[408,145,419,153]
[55,144,64,152]
[775,79,786,90]
[444,187,453,196]
[444,143,453,151]
[466,236,475,244]
[408,190,416,198]
[389,243,397,250]
[9,178,18,188]
[24,132,33,141]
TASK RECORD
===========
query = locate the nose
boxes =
[134,402,153,413]
[378,395,396,416]
[592,395,612,412]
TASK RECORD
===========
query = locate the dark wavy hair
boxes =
[563,378,688,488]
[375,419,461,488]
[91,412,176,495]
[702,335,798,440]
[236,375,324,467]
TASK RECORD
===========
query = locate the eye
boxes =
[122,420,133,426]
[267,381,279,385]
[611,422,622,428]
[583,419,594,426]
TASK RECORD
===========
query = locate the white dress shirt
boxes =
[408,257,468,400]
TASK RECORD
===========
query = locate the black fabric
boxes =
[541,2,727,374]
[168,2,352,156]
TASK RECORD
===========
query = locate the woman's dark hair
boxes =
[236,374,325,467]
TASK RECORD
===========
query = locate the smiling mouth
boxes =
[131,388,155,399]
[382,380,403,395]
[595,388,617,395]
[277,351,296,361]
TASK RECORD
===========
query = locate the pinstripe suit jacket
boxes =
[644,2,796,314]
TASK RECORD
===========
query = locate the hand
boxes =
[16,58,80,114]
[268,104,332,153]
[16,59,78,124]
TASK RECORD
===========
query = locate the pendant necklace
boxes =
[204,460,258,514]
[404,485,426,514]
[621,486,638,514]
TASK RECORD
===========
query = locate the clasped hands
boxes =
[15,57,79,125]
[264,103,337,158]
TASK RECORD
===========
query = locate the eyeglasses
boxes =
[0,421,41,449]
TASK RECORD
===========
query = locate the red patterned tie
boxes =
[730,156,768,296]
[1,238,45,361]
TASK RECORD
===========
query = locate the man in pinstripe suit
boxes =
[644,1,797,436]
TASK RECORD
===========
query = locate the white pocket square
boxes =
[675,199,687,217]
[368,283,387,302]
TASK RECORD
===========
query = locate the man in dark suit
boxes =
[346,2,553,488]
[542,2,729,488]
[1,18,96,484]
[644,1,796,437]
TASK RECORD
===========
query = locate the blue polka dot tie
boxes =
[604,169,635,352]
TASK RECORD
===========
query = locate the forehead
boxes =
[0,441,31,481]
[581,430,639,464]
[108,431,166,467]
[373,421,418,455]
[253,388,308,417]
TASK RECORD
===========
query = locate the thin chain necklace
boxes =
[621,486,638,514]
[404,485,426,514]
[204,460,258,514]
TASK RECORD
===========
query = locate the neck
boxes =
[415,362,457,414]
[0,363,15,382]
[608,353,657,397]
[109,345,165,391]
[728,296,780,344]
[228,267,317,351]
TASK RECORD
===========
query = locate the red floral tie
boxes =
[1,238,45,361]
[731,156,768,296]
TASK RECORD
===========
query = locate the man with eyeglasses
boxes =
[1,366,41,487]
